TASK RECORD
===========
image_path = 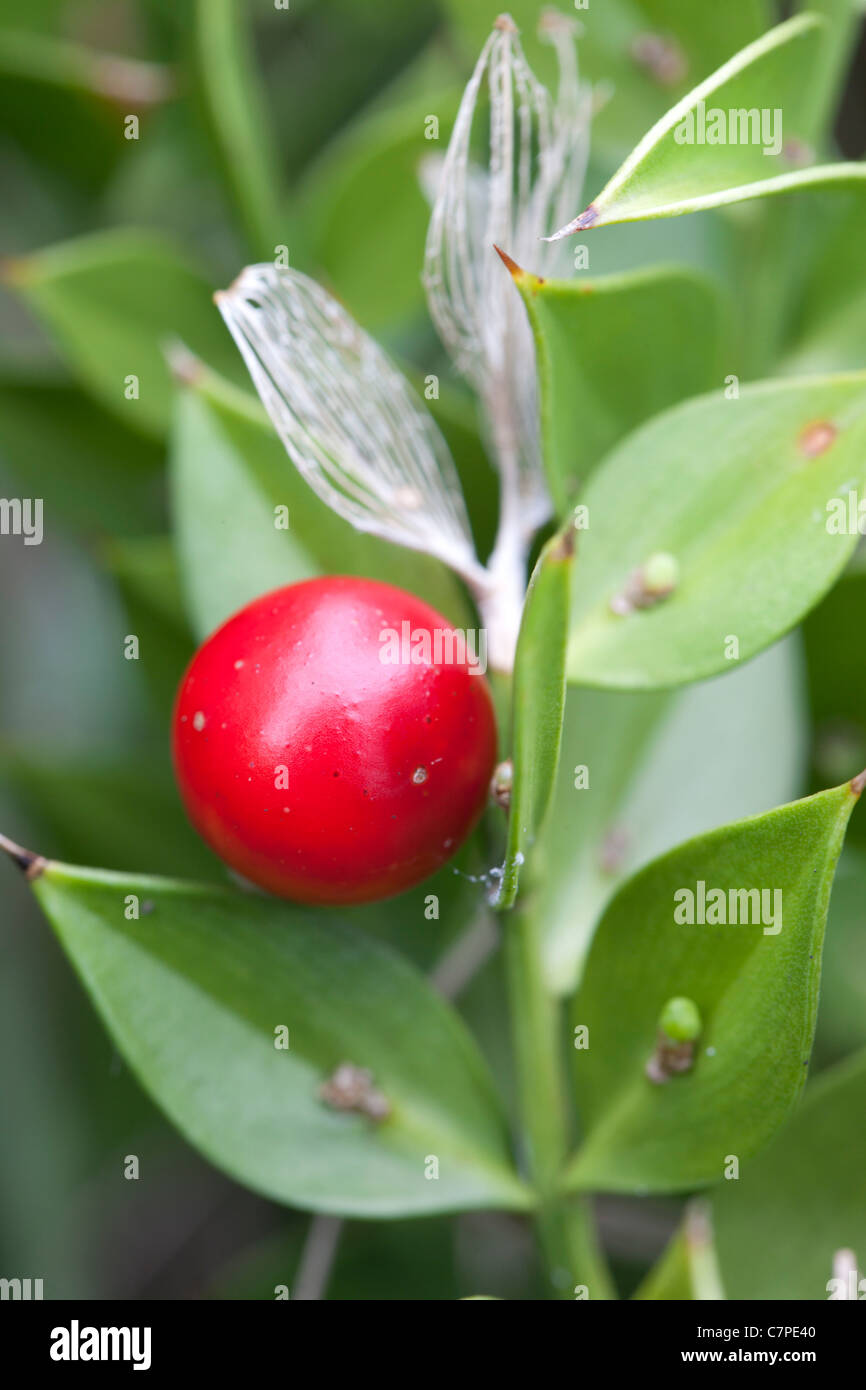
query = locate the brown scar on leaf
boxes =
[319,1062,391,1122]
[798,420,837,458]
[851,767,866,797]
[0,832,47,880]
[549,525,576,562]
[645,1032,696,1084]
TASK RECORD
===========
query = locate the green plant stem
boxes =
[505,900,613,1299]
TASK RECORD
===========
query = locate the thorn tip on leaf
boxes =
[544,203,600,242]
[0,832,47,880]
[493,244,524,279]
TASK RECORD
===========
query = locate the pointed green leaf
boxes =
[193,0,283,257]
[565,775,863,1194]
[537,636,806,995]
[494,528,574,910]
[713,1049,866,1299]
[567,374,866,689]
[548,15,866,233]
[5,230,239,437]
[634,1201,726,1300]
[513,263,723,511]
[0,374,163,536]
[23,860,532,1217]
[170,368,473,638]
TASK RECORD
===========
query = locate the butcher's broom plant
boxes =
[4,4,866,1301]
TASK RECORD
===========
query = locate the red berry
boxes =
[172,577,497,905]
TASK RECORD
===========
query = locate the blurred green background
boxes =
[0,0,864,1299]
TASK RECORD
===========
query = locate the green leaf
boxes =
[564,774,863,1194]
[301,84,460,332]
[5,230,240,437]
[566,373,866,689]
[781,190,866,375]
[24,860,532,1217]
[536,635,806,995]
[512,262,723,511]
[0,374,164,536]
[103,535,195,718]
[495,528,574,910]
[713,1049,866,1299]
[813,848,866,1063]
[548,15,866,233]
[803,566,866,843]
[2,753,222,882]
[193,0,283,257]
[634,1200,726,1300]
[170,368,474,638]
[0,29,170,192]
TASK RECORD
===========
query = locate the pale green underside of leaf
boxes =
[564,778,860,1194]
[32,864,533,1217]
[535,635,807,996]
[566,373,866,689]
[713,1048,866,1299]
[585,160,866,228]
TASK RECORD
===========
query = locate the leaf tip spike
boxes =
[544,204,600,242]
[0,832,46,881]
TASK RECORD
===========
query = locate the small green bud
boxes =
[659,995,702,1043]
[642,551,679,597]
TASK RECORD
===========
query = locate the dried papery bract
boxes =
[423,10,592,551]
[216,264,487,590]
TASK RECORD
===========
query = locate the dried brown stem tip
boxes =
[0,832,47,880]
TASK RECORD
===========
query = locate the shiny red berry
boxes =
[172,576,497,905]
